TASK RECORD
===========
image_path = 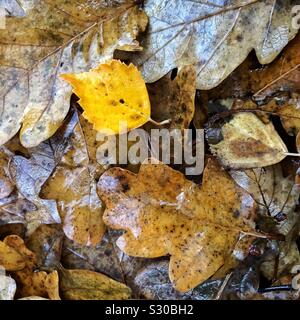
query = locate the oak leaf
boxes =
[130,0,297,89]
[97,158,259,292]
[61,60,151,134]
[0,0,147,147]
[2,235,60,300]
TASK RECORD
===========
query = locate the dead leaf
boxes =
[130,0,297,89]
[207,33,300,101]
[209,112,288,169]
[61,60,151,134]
[0,1,147,147]
[230,165,300,235]
[3,235,60,300]
[41,112,105,246]
[0,272,17,300]
[26,224,64,270]
[97,157,259,292]
[0,193,36,227]
[134,260,223,300]
[59,268,131,300]
[145,65,196,130]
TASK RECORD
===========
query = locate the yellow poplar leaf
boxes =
[61,60,151,134]
[97,158,261,292]
[60,269,131,300]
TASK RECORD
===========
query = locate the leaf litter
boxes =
[0,0,299,300]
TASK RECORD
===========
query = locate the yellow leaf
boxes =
[60,269,131,300]
[97,158,262,292]
[2,235,60,300]
[61,60,151,135]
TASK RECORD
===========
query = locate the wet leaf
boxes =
[0,273,17,300]
[61,234,124,283]
[26,224,64,270]
[134,260,223,300]
[130,0,297,89]
[3,235,60,300]
[145,65,196,130]
[230,165,300,235]
[0,0,147,148]
[97,158,259,292]
[41,112,105,246]
[59,268,131,300]
[207,33,300,101]
[209,113,288,169]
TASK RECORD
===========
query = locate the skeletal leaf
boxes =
[98,158,258,292]
[60,269,131,300]
[61,60,151,134]
[0,0,148,147]
[130,0,297,89]
[209,113,288,169]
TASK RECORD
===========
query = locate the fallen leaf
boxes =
[9,144,61,232]
[61,60,151,134]
[0,272,17,300]
[0,1,148,147]
[230,165,300,235]
[134,261,223,300]
[59,268,131,300]
[206,33,300,101]
[0,149,14,199]
[97,158,259,292]
[209,112,288,169]
[130,0,297,89]
[61,233,124,283]
[41,111,105,246]
[0,193,36,227]
[0,237,28,271]
[145,65,196,130]
[26,224,64,270]
[3,235,60,300]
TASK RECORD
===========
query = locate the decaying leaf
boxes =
[134,260,223,300]
[97,158,259,292]
[130,0,298,89]
[62,234,124,283]
[2,235,60,300]
[230,165,300,235]
[207,33,300,101]
[26,224,64,270]
[0,0,148,148]
[61,60,151,134]
[209,113,288,169]
[145,65,196,130]
[9,143,61,233]
[0,272,17,300]
[59,268,131,300]
[41,112,105,246]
